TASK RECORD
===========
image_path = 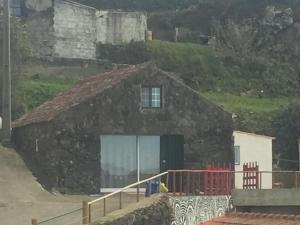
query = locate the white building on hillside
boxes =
[233,131,274,189]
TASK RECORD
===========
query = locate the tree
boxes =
[273,104,300,170]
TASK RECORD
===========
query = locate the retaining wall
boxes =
[91,194,172,225]
[170,195,232,225]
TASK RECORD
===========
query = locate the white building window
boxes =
[234,146,240,165]
[141,86,162,108]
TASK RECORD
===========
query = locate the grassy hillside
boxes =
[21,79,75,111]
[152,41,299,97]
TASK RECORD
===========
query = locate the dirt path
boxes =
[0,146,145,225]
[0,146,90,225]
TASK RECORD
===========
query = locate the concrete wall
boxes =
[25,0,52,12]
[23,0,147,59]
[24,7,56,57]
[91,194,171,225]
[232,189,300,206]
[13,67,233,193]
[234,131,273,189]
[169,195,232,225]
[96,11,147,45]
[53,0,97,59]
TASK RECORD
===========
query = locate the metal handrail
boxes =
[88,170,300,205]
[31,170,300,225]
[88,171,168,205]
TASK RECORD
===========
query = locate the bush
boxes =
[97,41,150,64]
[273,104,300,170]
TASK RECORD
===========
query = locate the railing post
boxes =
[187,171,190,195]
[89,204,91,223]
[295,172,298,188]
[260,172,262,189]
[166,172,169,192]
[158,176,161,193]
[180,172,183,196]
[119,192,122,209]
[173,172,176,196]
[82,201,89,225]
[32,219,38,225]
[103,198,106,216]
[137,184,140,202]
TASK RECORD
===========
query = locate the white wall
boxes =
[96,11,147,45]
[234,131,273,189]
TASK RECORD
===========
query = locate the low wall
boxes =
[91,194,172,225]
[232,189,300,206]
[170,195,232,225]
[90,194,232,225]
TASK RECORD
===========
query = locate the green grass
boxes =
[147,40,300,97]
[203,92,298,114]
[202,92,300,135]
[22,78,75,111]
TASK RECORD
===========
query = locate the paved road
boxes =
[0,146,144,225]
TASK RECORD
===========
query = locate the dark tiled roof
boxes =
[13,64,146,128]
[201,212,300,225]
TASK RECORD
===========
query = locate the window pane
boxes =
[151,87,161,108]
[141,87,150,107]
[139,136,160,180]
[234,146,240,165]
[101,135,137,189]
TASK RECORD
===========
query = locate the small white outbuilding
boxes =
[233,131,274,189]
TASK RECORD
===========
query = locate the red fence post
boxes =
[204,164,208,195]
[173,171,176,196]
[204,162,233,195]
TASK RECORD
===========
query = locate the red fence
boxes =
[204,163,233,195]
[243,162,259,189]
[167,163,234,196]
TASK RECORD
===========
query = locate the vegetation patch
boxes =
[21,78,75,112]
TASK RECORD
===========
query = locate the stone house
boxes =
[13,64,233,193]
[7,0,147,59]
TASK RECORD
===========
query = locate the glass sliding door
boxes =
[101,135,137,189]
[139,136,160,181]
[100,135,160,190]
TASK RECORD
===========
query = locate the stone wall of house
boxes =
[91,194,172,225]
[96,11,147,45]
[53,0,97,59]
[13,67,233,193]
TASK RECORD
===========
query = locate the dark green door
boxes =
[160,135,184,172]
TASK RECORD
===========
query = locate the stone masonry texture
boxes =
[91,194,172,225]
